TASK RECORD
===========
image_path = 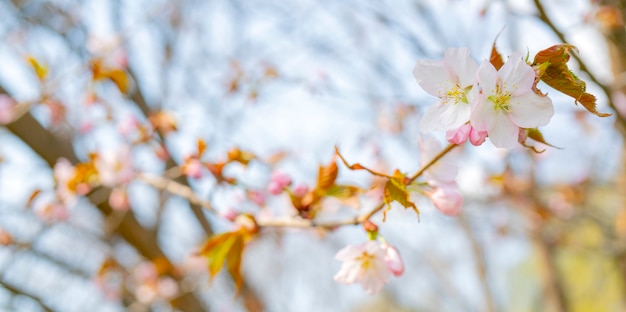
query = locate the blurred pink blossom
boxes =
[334,241,391,294]
[181,157,204,179]
[293,184,309,197]
[0,95,16,124]
[267,171,292,195]
[95,147,134,187]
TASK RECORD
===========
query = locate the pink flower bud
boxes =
[383,244,404,276]
[109,188,130,211]
[267,171,292,195]
[469,127,488,146]
[429,185,463,216]
[446,124,471,145]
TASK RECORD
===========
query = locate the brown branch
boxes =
[0,280,53,312]
[5,109,206,311]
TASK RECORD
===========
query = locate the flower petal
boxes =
[444,48,478,87]
[488,112,520,149]
[419,100,471,132]
[469,96,493,131]
[335,245,362,261]
[498,53,535,96]
[477,61,497,98]
[413,60,455,97]
[508,92,554,128]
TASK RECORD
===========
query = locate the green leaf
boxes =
[325,184,360,199]
[199,231,249,290]
[532,44,610,118]
[383,170,419,221]
[525,128,562,150]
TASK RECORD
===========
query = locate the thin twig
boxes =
[138,144,459,229]
[0,280,53,312]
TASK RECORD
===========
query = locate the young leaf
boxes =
[107,68,130,94]
[227,148,255,166]
[325,184,361,199]
[26,56,48,81]
[489,41,504,70]
[316,156,338,191]
[197,139,207,156]
[91,59,130,94]
[533,44,610,117]
[199,230,249,290]
[383,170,419,221]
[525,128,562,150]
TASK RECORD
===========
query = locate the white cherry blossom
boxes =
[471,53,554,148]
[333,241,390,294]
[414,48,479,132]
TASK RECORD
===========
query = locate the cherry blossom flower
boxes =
[247,190,266,206]
[181,157,204,179]
[293,184,309,197]
[427,184,463,216]
[95,147,134,187]
[471,53,554,148]
[334,241,391,294]
[414,48,479,132]
[53,158,82,206]
[267,171,292,195]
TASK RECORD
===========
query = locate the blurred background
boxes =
[0,0,625,311]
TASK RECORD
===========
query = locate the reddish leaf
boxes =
[533,44,577,64]
[533,44,610,117]
[489,42,504,70]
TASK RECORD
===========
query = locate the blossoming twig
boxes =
[137,143,459,230]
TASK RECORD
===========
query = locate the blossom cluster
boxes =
[414,48,554,149]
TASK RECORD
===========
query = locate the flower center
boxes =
[357,252,375,270]
[488,83,512,112]
[445,84,470,104]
